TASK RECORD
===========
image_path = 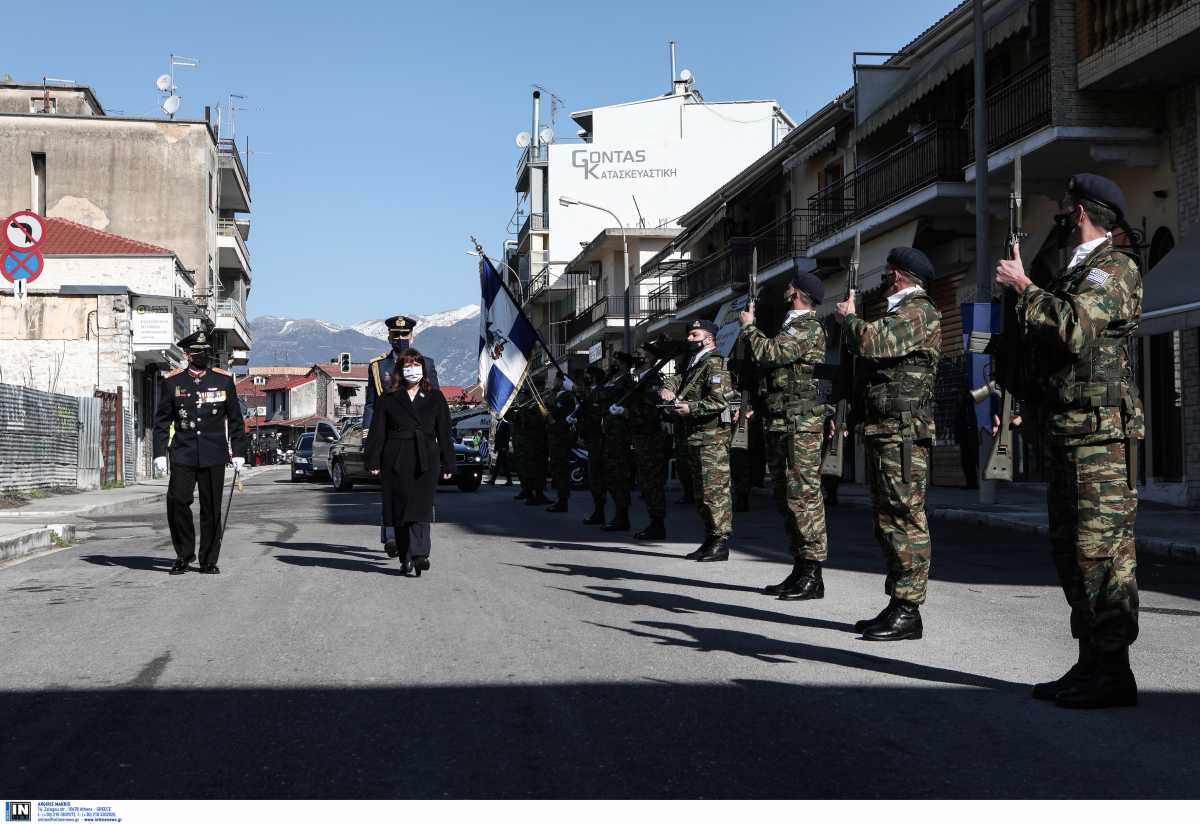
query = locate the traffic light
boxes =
[338,352,352,373]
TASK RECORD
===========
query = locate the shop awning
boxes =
[1139,231,1200,336]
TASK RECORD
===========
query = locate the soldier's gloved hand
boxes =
[232,457,246,472]
[609,404,626,416]
[154,456,168,475]
[563,377,576,391]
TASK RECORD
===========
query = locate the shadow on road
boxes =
[79,554,175,572]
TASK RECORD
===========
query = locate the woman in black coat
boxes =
[365,348,455,576]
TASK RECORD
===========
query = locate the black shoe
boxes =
[1032,663,1095,701]
[399,556,412,575]
[602,510,630,532]
[198,564,221,575]
[169,560,189,575]
[762,561,804,596]
[694,538,730,562]
[854,602,895,633]
[514,489,529,500]
[675,495,695,505]
[582,506,607,526]
[412,556,430,578]
[1055,669,1138,709]
[685,540,711,560]
[384,539,399,558]
[546,500,569,513]
[778,561,824,601]
[528,492,551,506]
[861,600,922,641]
[633,518,666,540]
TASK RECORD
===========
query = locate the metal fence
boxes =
[0,384,85,493]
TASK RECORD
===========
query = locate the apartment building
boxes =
[0,78,253,368]
[510,70,794,375]
[639,0,1200,504]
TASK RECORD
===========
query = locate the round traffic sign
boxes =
[5,211,46,250]
[1,247,44,283]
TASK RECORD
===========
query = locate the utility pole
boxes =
[971,0,996,505]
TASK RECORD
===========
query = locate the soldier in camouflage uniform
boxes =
[578,366,609,525]
[672,417,695,504]
[629,339,670,540]
[996,174,1143,709]
[521,392,550,506]
[836,246,941,641]
[509,401,529,501]
[545,370,579,512]
[600,353,637,531]
[740,270,829,600]
[661,319,738,561]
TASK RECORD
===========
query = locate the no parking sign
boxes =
[2,211,47,299]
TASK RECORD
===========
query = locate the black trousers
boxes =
[490,447,512,482]
[167,462,226,566]
[391,521,432,559]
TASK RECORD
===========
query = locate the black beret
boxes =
[384,315,417,335]
[612,351,637,365]
[177,329,212,350]
[1068,173,1126,222]
[689,319,719,337]
[886,247,934,283]
[788,270,825,305]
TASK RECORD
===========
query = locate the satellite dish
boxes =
[155,74,173,92]
[539,127,556,145]
[515,131,531,149]
[161,95,181,116]
[679,68,694,82]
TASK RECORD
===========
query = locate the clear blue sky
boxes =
[7,0,956,323]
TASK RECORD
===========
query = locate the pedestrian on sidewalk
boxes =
[365,348,455,577]
[153,330,247,575]
[835,247,941,641]
[995,173,1144,709]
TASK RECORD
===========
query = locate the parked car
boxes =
[308,419,341,476]
[291,432,317,481]
[328,423,484,493]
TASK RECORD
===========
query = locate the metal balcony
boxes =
[214,298,251,349]
[966,59,1052,160]
[217,138,251,212]
[517,212,548,249]
[566,295,651,344]
[515,143,549,192]
[217,219,251,275]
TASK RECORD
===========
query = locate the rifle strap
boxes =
[901,437,912,484]
[1127,435,1137,490]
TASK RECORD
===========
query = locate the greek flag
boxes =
[478,254,538,417]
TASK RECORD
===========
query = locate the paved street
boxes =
[3,466,1199,799]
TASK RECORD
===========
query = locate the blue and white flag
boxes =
[478,254,538,417]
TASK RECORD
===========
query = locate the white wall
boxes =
[289,380,319,418]
[37,255,192,297]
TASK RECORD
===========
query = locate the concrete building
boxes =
[308,363,369,419]
[0,78,253,367]
[510,69,794,374]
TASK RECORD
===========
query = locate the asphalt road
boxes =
[2,466,1199,798]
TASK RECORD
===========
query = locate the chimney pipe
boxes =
[669,41,677,90]
[532,90,541,149]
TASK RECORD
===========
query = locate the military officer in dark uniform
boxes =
[363,314,440,556]
[153,330,247,575]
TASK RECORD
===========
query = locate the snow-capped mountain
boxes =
[249,305,482,386]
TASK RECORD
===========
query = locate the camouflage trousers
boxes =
[547,428,574,500]
[673,426,694,499]
[525,436,548,493]
[686,427,732,539]
[765,429,827,562]
[1047,440,1139,652]
[865,435,932,604]
[587,438,606,507]
[605,429,633,510]
[633,429,667,520]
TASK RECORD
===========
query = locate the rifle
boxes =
[730,248,758,451]
[820,231,861,478]
[611,339,691,410]
[975,154,1026,482]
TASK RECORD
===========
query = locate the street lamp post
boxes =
[559,196,632,353]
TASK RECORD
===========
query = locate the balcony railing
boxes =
[966,59,1051,160]
[517,212,548,248]
[808,125,968,243]
[215,298,247,329]
[645,278,685,321]
[516,144,550,190]
[750,208,820,272]
[677,248,736,307]
[217,139,250,195]
[1078,0,1189,59]
[217,218,251,267]
[334,403,364,418]
[566,295,650,343]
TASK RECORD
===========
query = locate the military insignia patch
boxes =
[786,327,800,337]
[1086,268,1111,286]
[710,376,722,384]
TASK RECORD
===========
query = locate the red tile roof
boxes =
[312,363,370,379]
[260,375,315,392]
[440,386,481,403]
[38,217,175,256]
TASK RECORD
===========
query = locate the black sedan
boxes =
[328,424,484,493]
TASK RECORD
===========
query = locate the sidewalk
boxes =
[0,464,280,565]
[833,481,1200,563]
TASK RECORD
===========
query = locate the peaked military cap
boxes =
[690,319,720,337]
[384,315,417,336]
[788,270,825,305]
[1068,173,1126,223]
[177,329,212,350]
[886,247,934,284]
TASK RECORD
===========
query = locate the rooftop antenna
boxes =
[157,54,198,119]
[632,195,646,228]
[532,84,565,131]
[41,76,75,113]
[669,41,677,92]
[228,93,247,139]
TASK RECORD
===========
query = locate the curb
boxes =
[0,524,76,565]
[933,507,1199,564]
[0,491,166,520]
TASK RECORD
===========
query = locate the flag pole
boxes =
[471,236,567,377]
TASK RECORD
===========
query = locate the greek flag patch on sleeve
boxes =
[710,376,722,384]
[786,327,800,337]
[1086,268,1111,286]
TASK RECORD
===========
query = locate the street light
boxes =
[558,195,632,352]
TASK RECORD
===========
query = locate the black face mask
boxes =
[881,269,896,290]
[688,340,705,353]
[187,353,209,370]
[391,337,410,354]
[1053,212,1077,249]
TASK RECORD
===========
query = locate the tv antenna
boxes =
[532,84,565,131]
[157,54,198,119]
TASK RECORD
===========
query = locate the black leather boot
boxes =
[694,537,730,562]
[633,518,666,540]
[685,539,711,560]
[526,491,549,506]
[546,499,569,513]
[762,561,804,596]
[778,560,824,601]
[582,504,606,526]
[732,492,749,512]
[854,601,894,633]
[514,489,529,501]
[169,559,189,575]
[861,599,922,641]
[1032,639,1095,701]
[1055,648,1137,709]
[602,508,631,531]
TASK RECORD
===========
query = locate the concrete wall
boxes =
[289,380,319,419]
[0,87,100,116]
[36,255,192,298]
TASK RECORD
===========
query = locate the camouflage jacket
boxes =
[601,373,636,438]
[1016,238,1144,446]
[547,388,578,433]
[520,400,549,454]
[741,311,827,433]
[843,289,942,439]
[575,386,606,442]
[663,348,736,429]
[627,367,666,434]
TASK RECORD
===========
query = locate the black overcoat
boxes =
[365,387,455,523]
